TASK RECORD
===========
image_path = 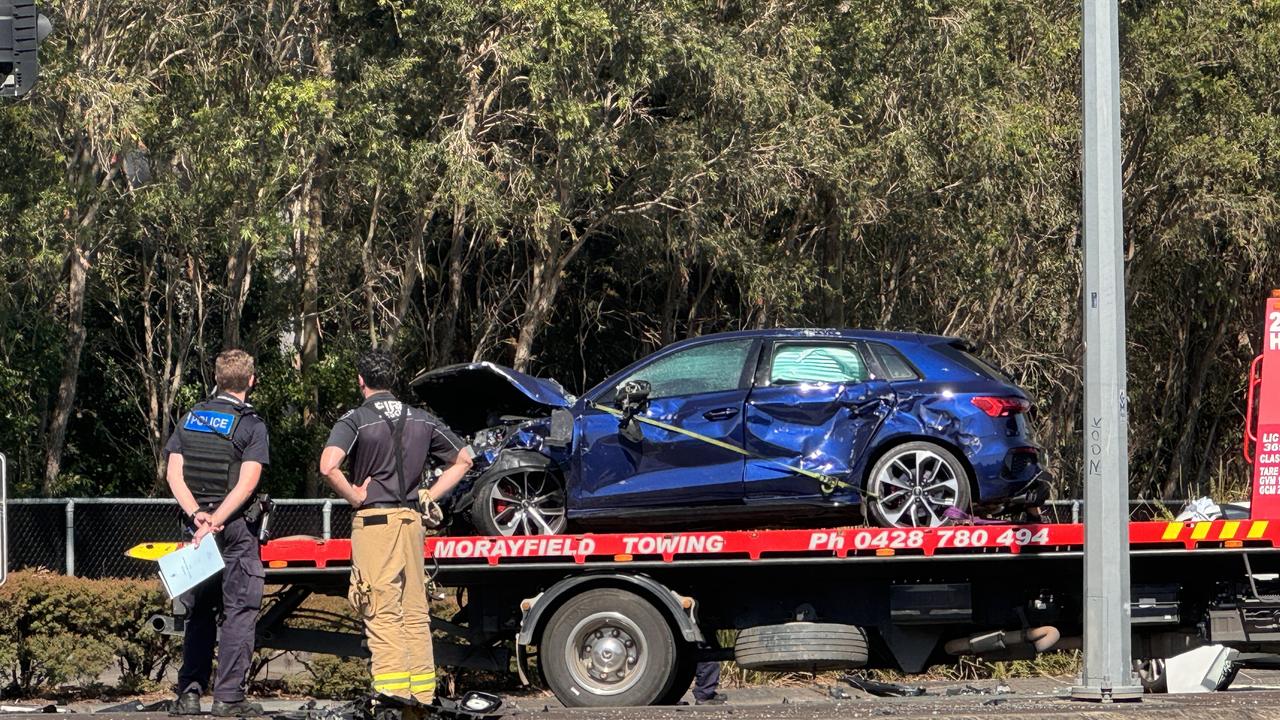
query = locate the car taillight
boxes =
[971,396,1031,417]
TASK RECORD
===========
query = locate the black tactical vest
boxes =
[179,398,248,504]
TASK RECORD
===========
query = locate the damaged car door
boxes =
[571,338,760,516]
[743,339,894,504]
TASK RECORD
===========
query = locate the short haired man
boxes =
[319,351,473,709]
[166,349,270,717]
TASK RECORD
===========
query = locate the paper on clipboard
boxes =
[156,538,224,598]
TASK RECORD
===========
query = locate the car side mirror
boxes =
[614,379,651,409]
[614,380,650,443]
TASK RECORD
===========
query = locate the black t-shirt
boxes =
[324,391,465,507]
[164,394,271,465]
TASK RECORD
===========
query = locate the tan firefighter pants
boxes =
[349,508,436,703]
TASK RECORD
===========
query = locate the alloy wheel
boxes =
[489,470,568,536]
[871,448,963,527]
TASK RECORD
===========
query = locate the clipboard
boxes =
[156,538,224,597]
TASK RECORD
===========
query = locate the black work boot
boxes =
[210,700,265,717]
[171,691,202,716]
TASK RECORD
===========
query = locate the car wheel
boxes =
[1135,657,1167,693]
[472,466,568,536]
[541,588,677,707]
[866,441,971,528]
[734,622,868,672]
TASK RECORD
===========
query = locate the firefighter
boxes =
[319,351,473,710]
[165,349,270,717]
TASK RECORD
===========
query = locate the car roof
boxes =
[662,328,960,348]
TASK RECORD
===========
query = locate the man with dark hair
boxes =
[165,349,269,717]
[319,351,473,710]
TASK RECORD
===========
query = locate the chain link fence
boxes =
[5,498,353,579]
[3,496,1187,580]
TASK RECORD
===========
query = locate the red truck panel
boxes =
[1251,295,1280,514]
[259,519,1278,569]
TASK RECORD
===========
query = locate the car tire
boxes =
[865,441,972,528]
[1135,657,1167,693]
[541,588,678,707]
[472,465,568,536]
[734,622,868,672]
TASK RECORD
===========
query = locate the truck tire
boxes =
[541,588,677,707]
[735,622,868,671]
[656,646,697,705]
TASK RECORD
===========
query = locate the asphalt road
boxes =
[19,673,1280,720]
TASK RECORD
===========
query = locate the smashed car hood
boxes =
[410,362,575,435]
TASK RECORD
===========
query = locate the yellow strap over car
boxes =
[588,403,870,497]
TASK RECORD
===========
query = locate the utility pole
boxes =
[1071,0,1141,702]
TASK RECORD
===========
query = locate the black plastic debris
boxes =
[94,699,170,713]
[840,672,926,698]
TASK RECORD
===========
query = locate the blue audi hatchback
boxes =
[413,330,1048,535]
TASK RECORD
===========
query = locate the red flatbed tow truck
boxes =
[156,294,1280,707]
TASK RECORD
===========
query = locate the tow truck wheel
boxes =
[866,442,971,528]
[657,646,697,704]
[472,466,568,536]
[541,588,678,707]
[735,622,868,671]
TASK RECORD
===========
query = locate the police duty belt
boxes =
[589,403,873,498]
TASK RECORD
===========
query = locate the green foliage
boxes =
[0,572,179,696]
[0,0,1277,499]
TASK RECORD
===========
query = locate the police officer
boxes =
[165,349,270,717]
[319,351,472,709]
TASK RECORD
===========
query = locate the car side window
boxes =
[867,342,920,381]
[623,339,754,399]
[769,343,869,384]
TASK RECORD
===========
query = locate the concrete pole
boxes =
[65,498,75,577]
[1070,0,1141,702]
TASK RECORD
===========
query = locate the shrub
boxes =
[0,571,179,697]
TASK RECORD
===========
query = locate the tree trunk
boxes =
[820,189,845,327]
[437,202,469,364]
[513,220,572,372]
[361,182,383,348]
[43,243,90,494]
[299,173,323,496]
[298,21,333,498]
[223,240,255,349]
[382,209,427,353]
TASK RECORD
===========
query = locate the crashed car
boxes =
[412,330,1048,536]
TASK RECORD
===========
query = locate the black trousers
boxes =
[693,661,721,701]
[177,516,264,702]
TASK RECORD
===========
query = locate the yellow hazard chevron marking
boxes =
[1190,523,1212,540]
[1162,523,1182,541]
[1220,521,1241,540]
[124,542,183,560]
[1249,520,1270,539]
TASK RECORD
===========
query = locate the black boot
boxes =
[210,700,265,717]
[171,691,202,716]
